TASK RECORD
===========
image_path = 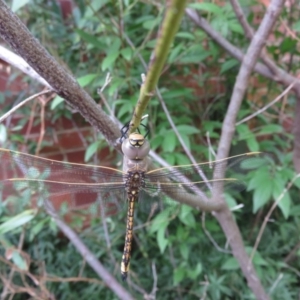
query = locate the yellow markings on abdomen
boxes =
[121,195,137,281]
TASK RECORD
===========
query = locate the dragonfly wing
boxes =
[0,148,128,217]
[1,179,126,218]
[144,153,267,198]
[0,148,125,184]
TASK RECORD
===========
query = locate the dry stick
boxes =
[36,94,52,155]
[236,81,296,125]
[250,173,300,263]
[279,16,300,42]
[269,273,284,295]
[0,45,51,88]
[0,90,52,123]
[201,213,231,254]
[0,228,26,300]
[149,262,158,299]
[44,200,134,300]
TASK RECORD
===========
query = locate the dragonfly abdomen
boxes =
[121,171,145,280]
[121,195,136,280]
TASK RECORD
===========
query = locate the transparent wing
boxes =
[144,152,266,195]
[0,148,125,183]
[0,148,126,217]
[1,179,126,218]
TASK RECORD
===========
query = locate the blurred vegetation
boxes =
[1,0,300,299]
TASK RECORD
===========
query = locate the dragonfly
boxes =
[0,126,264,280]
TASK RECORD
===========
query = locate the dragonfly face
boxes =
[122,132,150,161]
[0,135,267,281]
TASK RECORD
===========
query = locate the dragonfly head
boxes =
[122,133,150,160]
[128,133,145,147]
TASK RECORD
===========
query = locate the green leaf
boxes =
[253,183,272,213]
[178,51,210,64]
[293,20,300,32]
[178,205,196,228]
[223,250,267,270]
[75,29,103,48]
[116,100,134,119]
[84,141,101,162]
[157,226,168,253]
[168,43,184,63]
[77,74,97,87]
[294,176,300,189]
[221,257,239,270]
[101,52,119,71]
[180,134,191,152]
[0,210,37,234]
[258,124,282,134]
[179,243,189,260]
[176,32,195,40]
[246,136,260,152]
[11,0,30,12]
[220,59,239,74]
[187,262,202,279]
[272,175,290,218]
[248,168,270,190]
[224,193,238,210]
[12,251,28,270]
[50,96,64,110]
[188,3,223,15]
[84,0,109,17]
[173,266,186,285]
[148,208,172,234]
[241,156,268,170]
[228,22,243,34]
[143,17,160,30]
[245,247,268,266]
[162,132,176,152]
[120,48,132,61]
[176,125,200,135]
[29,219,49,241]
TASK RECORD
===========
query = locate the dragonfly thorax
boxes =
[124,171,145,196]
[122,133,150,160]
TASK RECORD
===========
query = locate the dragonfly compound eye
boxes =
[122,133,150,160]
[128,133,144,147]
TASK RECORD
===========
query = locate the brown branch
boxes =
[188,1,286,299]
[0,1,120,149]
[214,1,285,299]
[44,201,134,300]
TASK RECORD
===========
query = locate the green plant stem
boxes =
[129,0,188,134]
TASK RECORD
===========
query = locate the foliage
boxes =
[1,0,300,299]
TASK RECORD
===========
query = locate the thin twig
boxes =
[229,0,280,77]
[43,200,134,300]
[236,81,296,125]
[0,90,52,123]
[201,213,231,254]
